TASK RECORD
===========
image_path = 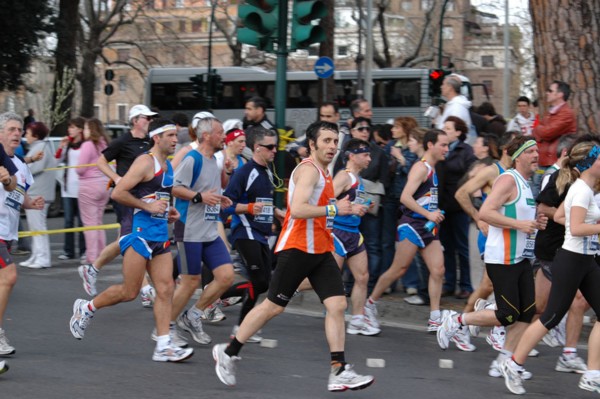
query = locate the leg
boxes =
[234,240,271,325]
[370,239,418,301]
[147,252,175,337]
[93,240,121,270]
[234,298,284,343]
[453,212,472,294]
[588,322,600,370]
[323,295,347,352]
[194,264,235,310]
[419,241,445,312]
[463,268,494,313]
[63,197,76,258]
[346,251,368,316]
[171,274,201,319]
[439,219,457,294]
[564,291,589,348]
[0,264,17,327]
[359,214,383,294]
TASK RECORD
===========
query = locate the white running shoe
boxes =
[468,298,490,337]
[328,364,374,392]
[0,328,15,355]
[201,302,226,323]
[213,343,241,386]
[500,358,526,395]
[221,296,242,307]
[177,310,211,344]
[427,317,443,333]
[69,299,94,339]
[555,354,587,374]
[486,325,506,351]
[451,325,476,352]
[347,320,381,336]
[436,310,459,350]
[0,360,8,375]
[78,264,98,297]
[363,302,380,329]
[230,325,263,343]
[140,286,156,308]
[152,344,193,362]
[151,327,189,348]
[580,373,600,393]
[489,359,532,380]
[542,327,562,348]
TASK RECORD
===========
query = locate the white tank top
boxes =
[484,169,536,265]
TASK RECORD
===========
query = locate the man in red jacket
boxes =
[532,80,576,194]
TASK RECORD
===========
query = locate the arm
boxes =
[332,170,351,198]
[23,193,44,210]
[26,144,47,175]
[111,155,165,214]
[400,162,444,223]
[533,109,576,141]
[96,154,119,182]
[537,203,557,220]
[172,155,227,207]
[0,167,16,191]
[569,206,600,236]
[454,165,496,222]
[170,145,192,170]
[554,202,565,226]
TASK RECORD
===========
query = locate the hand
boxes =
[201,189,222,206]
[223,158,233,175]
[390,147,404,164]
[335,195,353,216]
[517,220,538,235]
[32,151,44,162]
[167,207,180,224]
[274,207,286,221]
[351,203,368,217]
[427,210,445,224]
[250,202,265,215]
[536,213,549,231]
[145,199,168,215]
[60,137,70,147]
[0,166,9,184]
[220,195,233,208]
[32,196,45,210]
[476,219,489,236]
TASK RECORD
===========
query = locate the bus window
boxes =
[375,79,420,107]
[287,80,318,108]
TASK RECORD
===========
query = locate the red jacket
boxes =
[533,103,576,167]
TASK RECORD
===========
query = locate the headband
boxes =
[149,124,176,138]
[511,139,536,161]
[575,145,600,172]
[225,129,245,144]
[346,146,370,154]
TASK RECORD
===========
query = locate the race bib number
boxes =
[428,187,439,211]
[326,198,336,229]
[523,230,536,258]
[355,189,367,205]
[254,197,273,224]
[151,191,170,220]
[204,203,221,222]
[4,185,25,212]
[588,234,599,253]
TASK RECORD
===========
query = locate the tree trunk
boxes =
[51,0,80,136]
[530,0,600,133]
[317,0,335,106]
[79,47,98,118]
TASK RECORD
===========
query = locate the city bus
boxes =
[144,66,433,135]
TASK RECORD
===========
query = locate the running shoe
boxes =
[403,295,425,305]
[230,325,263,343]
[69,299,94,339]
[451,325,476,352]
[0,328,15,355]
[58,253,73,260]
[177,310,211,344]
[528,349,539,357]
[489,359,532,380]
[151,327,189,348]
[555,354,587,374]
[554,316,567,346]
[427,316,443,333]
[580,373,600,393]
[328,364,374,392]
[221,296,242,307]
[468,298,490,337]
[542,327,562,348]
[213,343,241,386]
[486,325,506,351]
[0,360,8,375]
[347,319,381,336]
[436,310,459,350]
[152,343,194,362]
[201,302,226,323]
[140,286,156,308]
[500,358,526,395]
[363,302,380,329]
[78,264,98,297]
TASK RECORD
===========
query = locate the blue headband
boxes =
[575,145,600,172]
[346,146,370,154]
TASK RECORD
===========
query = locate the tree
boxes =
[0,0,52,91]
[317,1,335,105]
[530,0,600,133]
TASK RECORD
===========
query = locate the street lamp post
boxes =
[206,0,218,108]
[438,0,450,69]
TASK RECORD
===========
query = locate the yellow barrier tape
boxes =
[19,223,121,238]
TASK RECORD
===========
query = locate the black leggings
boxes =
[540,248,600,330]
[486,259,536,326]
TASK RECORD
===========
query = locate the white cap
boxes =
[129,104,158,121]
[222,118,243,132]
[191,111,216,129]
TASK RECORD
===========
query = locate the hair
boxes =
[68,117,85,130]
[85,118,111,146]
[305,120,338,155]
[556,134,577,159]
[171,112,189,127]
[246,96,267,112]
[350,99,369,117]
[556,141,596,195]
[516,96,531,105]
[344,138,370,160]
[393,116,418,134]
[320,101,339,114]
[498,131,518,151]
[478,133,500,160]
[444,115,468,141]
[477,102,497,117]
[553,80,571,101]
[408,127,427,144]
[351,116,371,129]
[26,121,49,140]
[504,135,533,166]
[245,125,276,151]
[0,112,23,131]
[148,118,176,137]
[423,129,446,150]
[444,75,462,94]
[377,124,393,141]
[193,117,220,143]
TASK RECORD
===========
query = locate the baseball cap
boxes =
[129,104,158,121]
[191,111,216,129]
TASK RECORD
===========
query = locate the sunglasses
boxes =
[354,126,370,132]
[258,143,277,151]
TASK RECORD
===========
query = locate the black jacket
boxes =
[436,141,476,213]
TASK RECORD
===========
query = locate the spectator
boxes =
[506,96,536,136]
[77,118,110,265]
[477,102,507,138]
[172,112,190,152]
[472,133,500,161]
[243,96,274,131]
[436,75,472,136]
[23,109,35,126]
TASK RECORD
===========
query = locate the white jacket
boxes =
[507,113,536,136]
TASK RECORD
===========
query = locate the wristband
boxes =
[192,192,203,204]
[326,204,337,217]
[247,202,255,215]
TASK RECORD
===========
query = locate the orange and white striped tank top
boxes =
[275,158,334,254]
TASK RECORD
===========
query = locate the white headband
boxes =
[149,124,176,138]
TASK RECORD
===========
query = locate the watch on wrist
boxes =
[192,192,203,204]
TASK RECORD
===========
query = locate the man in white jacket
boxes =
[436,75,473,140]
[506,96,536,136]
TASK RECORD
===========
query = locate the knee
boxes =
[429,264,445,279]
[324,296,348,315]
[253,278,269,296]
[216,268,235,287]
[154,280,175,299]
[123,288,140,302]
[571,293,589,312]
[352,269,369,286]
[0,267,17,288]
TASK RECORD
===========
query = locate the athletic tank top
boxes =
[275,158,335,254]
[334,171,365,231]
[484,169,536,265]
[478,161,506,255]
[402,159,438,219]
[131,153,174,241]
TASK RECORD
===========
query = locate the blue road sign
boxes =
[314,56,334,79]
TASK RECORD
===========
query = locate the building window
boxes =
[117,49,130,62]
[119,76,127,92]
[162,21,172,32]
[117,104,128,123]
[442,26,454,40]
[175,0,184,7]
[481,55,495,67]
[93,105,101,119]
[179,20,186,33]
[446,0,454,11]
[421,0,434,10]
[308,46,319,57]
[173,49,185,65]
[192,19,203,32]
[337,46,348,57]
[402,1,413,11]
[94,77,100,92]
[482,80,494,95]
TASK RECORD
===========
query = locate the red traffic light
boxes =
[429,70,443,81]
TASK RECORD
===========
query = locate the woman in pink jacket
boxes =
[77,118,110,264]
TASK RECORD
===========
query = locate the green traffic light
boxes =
[291,0,327,50]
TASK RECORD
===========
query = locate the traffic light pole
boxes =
[274,0,288,208]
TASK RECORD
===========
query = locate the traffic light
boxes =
[237,0,278,53]
[429,69,446,98]
[291,0,327,51]
[190,74,204,98]
[210,73,224,98]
